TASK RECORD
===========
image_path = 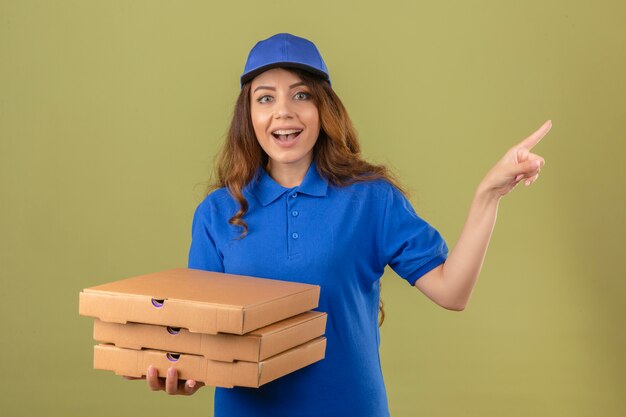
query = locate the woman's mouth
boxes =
[271,129,302,144]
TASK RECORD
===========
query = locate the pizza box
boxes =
[92,310,327,362]
[93,336,326,388]
[79,268,320,335]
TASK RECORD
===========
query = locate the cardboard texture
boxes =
[93,311,327,362]
[79,268,321,334]
[94,337,327,388]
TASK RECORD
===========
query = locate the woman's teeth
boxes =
[272,129,302,140]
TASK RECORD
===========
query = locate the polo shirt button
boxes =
[291,210,299,217]
[291,232,299,239]
[291,192,298,198]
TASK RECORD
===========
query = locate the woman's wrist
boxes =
[475,181,502,207]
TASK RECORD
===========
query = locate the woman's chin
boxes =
[266,152,314,171]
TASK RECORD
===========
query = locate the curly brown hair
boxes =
[207,67,406,326]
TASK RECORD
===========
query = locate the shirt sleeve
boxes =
[379,184,448,286]
[187,202,225,273]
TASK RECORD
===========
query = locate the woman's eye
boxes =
[257,95,273,103]
[294,92,310,100]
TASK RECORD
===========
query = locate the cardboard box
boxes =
[93,311,327,362]
[79,268,320,335]
[94,337,327,388]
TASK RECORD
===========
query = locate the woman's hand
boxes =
[122,365,205,395]
[479,120,552,198]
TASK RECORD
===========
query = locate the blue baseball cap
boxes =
[240,33,331,88]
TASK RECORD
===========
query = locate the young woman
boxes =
[138,33,551,417]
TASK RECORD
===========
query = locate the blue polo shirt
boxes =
[188,160,448,417]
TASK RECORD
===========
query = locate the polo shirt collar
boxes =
[251,160,328,207]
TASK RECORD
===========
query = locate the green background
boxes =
[1,0,624,416]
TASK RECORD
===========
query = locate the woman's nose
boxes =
[274,97,294,119]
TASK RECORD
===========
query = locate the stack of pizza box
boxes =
[79,268,327,388]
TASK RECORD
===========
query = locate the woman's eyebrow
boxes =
[253,81,306,93]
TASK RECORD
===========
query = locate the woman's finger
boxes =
[184,380,195,394]
[184,380,203,395]
[530,154,545,167]
[517,148,530,163]
[508,159,541,179]
[526,171,540,186]
[165,367,179,395]
[517,120,552,151]
[147,366,162,391]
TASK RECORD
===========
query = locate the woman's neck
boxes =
[267,159,311,188]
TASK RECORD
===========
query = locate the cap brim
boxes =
[240,62,330,86]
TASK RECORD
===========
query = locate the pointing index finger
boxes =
[519,120,552,150]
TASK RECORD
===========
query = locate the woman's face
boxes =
[249,67,320,176]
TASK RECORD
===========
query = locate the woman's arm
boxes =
[414,120,552,311]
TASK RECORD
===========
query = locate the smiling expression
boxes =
[250,67,321,179]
